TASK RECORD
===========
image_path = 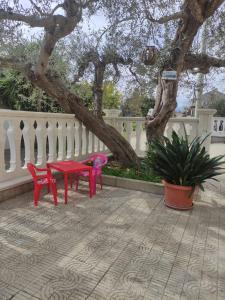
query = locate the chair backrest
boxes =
[27,163,38,181]
[90,154,108,170]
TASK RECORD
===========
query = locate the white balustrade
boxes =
[0,110,109,186]
[166,118,198,142]
[0,108,215,189]
[105,116,199,156]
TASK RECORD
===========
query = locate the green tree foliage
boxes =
[71,81,94,110]
[102,81,121,109]
[71,80,121,110]
[0,70,62,112]
[0,71,122,113]
[122,88,155,116]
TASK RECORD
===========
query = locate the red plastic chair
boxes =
[27,163,58,206]
[72,154,108,194]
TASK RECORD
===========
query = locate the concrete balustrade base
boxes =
[0,174,164,203]
[102,175,164,195]
[0,173,64,203]
[0,176,33,203]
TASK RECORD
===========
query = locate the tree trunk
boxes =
[93,86,104,119]
[93,63,105,119]
[146,78,178,141]
[195,20,209,115]
[147,2,222,139]
[28,71,140,168]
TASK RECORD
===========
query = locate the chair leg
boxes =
[34,187,40,206]
[51,182,58,206]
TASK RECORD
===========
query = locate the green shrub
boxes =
[102,165,161,183]
[149,130,224,191]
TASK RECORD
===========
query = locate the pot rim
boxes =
[162,180,195,191]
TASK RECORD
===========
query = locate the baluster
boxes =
[47,120,56,162]
[91,132,95,153]
[97,137,101,152]
[6,120,18,171]
[0,119,6,180]
[57,120,66,161]
[174,123,184,137]
[74,121,79,157]
[184,123,192,141]
[78,122,83,159]
[174,123,181,136]
[81,124,86,155]
[117,120,124,137]
[22,120,31,167]
[129,121,135,149]
[85,128,89,155]
[141,121,147,153]
[100,138,104,151]
[135,121,142,155]
[66,120,74,159]
[165,122,173,140]
[35,120,45,166]
[28,119,35,164]
[103,141,107,151]
[126,121,132,144]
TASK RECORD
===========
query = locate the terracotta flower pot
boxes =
[163,180,194,210]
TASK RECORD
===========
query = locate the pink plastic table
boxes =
[47,160,93,204]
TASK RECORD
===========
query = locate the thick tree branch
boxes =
[0,1,84,76]
[0,9,66,28]
[206,0,225,17]
[141,0,184,24]
[36,0,82,75]
[73,49,133,118]
[73,51,99,82]
[145,11,184,24]
[187,0,204,22]
[184,53,225,73]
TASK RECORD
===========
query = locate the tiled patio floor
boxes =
[0,183,225,300]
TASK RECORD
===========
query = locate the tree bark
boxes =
[146,5,202,143]
[146,78,178,141]
[195,20,209,114]
[145,0,224,142]
[92,62,105,119]
[27,71,140,168]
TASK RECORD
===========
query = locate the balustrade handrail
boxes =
[104,116,198,122]
[0,109,75,119]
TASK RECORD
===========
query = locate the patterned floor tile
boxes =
[0,182,224,299]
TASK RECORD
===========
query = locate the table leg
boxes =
[64,173,68,204]
[89,169,93,198]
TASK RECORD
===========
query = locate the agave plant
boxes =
[149,130,224,191]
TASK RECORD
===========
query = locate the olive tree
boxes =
[0,0,140,167]
[104,0,225,141]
